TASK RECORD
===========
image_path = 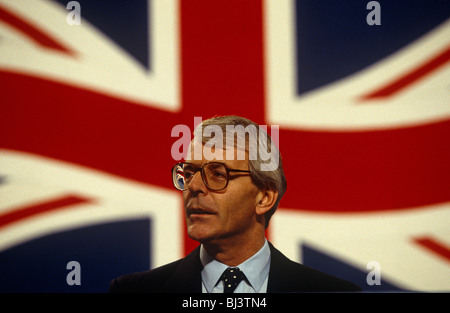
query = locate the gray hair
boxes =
[193,115,287,228]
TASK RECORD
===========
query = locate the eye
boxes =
[184,170,195,180]
[182,165,196,180]
[214,170,225,177]
[210,168,227,180]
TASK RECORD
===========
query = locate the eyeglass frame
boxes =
[171,161,252,191]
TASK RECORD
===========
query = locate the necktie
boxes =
[221,267,246,293]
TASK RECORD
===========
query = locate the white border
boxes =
[264,0,450,130]
[0,0,180,111]
[0,149,183,268]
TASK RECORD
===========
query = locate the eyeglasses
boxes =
[172,162,251,191]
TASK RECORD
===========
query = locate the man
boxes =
[109,115,360,293]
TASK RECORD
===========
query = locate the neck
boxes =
[202,229,266,267]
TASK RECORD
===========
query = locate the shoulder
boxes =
[108,259,183,293]
[268,243,361,292]
[109,245,203,293]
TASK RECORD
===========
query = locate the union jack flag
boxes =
[0,0,449,292]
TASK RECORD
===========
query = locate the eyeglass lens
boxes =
[173,163,228,191]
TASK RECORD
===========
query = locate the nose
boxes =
[187,170,208,194]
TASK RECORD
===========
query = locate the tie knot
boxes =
[221,267,246,293]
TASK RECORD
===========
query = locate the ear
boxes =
[255,189,278,216]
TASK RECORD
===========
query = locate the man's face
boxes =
[183,141,261,244]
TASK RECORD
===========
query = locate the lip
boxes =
[187,207,215,217]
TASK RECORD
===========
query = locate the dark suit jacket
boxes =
[109,242,360,292]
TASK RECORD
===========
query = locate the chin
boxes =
[187,225,216,243]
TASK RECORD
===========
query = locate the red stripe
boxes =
[180,0,265,124]
[413,236,450,263]
[0,195,91,229]
[1,70,449,212]
[279,121,450,212]
[361,45,450,100]
[0,5,75,56]
[180,0,266,254]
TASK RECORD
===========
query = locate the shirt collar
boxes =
[200,239,271,293]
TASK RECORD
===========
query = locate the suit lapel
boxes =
[166,242,295,292]
[267,242,287,292]
[163,245,203,292]
[162,242,306,292]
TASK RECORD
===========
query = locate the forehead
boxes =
[186,140,249,169]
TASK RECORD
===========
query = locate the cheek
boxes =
[219,186,257,226]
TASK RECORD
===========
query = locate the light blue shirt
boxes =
[200,239,271,293]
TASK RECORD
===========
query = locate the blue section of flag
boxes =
[53,0,151,70]
[301,243,405,292]
[294,0,450,95]
[0,218,151,292]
